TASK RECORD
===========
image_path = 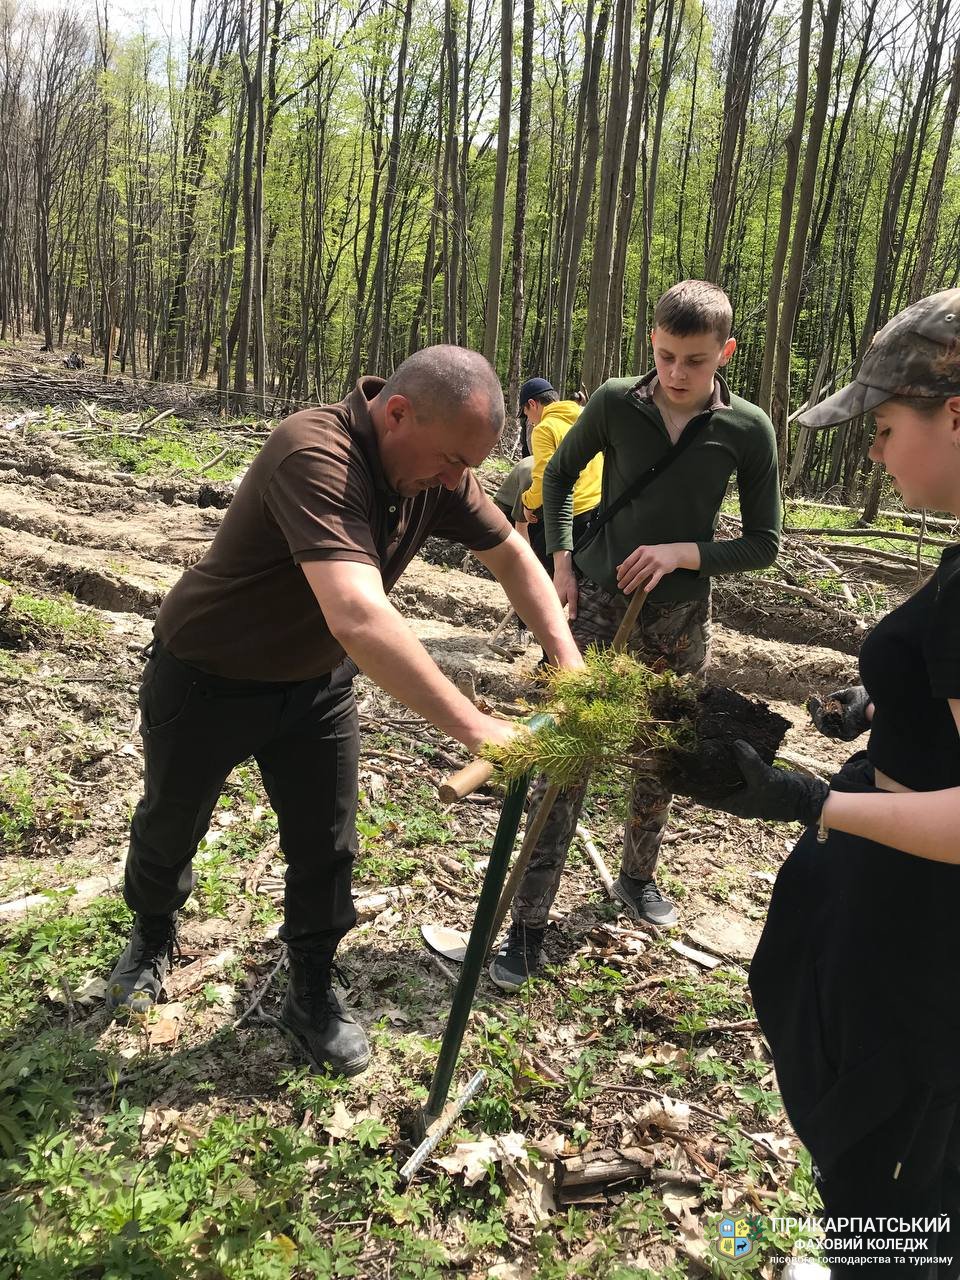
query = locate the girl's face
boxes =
[868,396,960,514]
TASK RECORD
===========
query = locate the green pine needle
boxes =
[482,646,696,787]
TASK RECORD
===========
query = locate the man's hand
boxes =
[708,741,829,827]
[467,712,522,755]
[522,505,538,524]
[553,560,579,620]
[807,685,873,741]
[616,542,700,595]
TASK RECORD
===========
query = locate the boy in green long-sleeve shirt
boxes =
[490,279,782,992]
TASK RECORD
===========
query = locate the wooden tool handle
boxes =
[438,757,494,804]
[612,588,647,651]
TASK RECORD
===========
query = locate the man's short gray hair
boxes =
[382,346,505,436]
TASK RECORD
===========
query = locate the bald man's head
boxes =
[372,346,506,496]
[382,346,505,435]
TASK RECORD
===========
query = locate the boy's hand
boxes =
[553,561,579,620]
[617,542,701,595]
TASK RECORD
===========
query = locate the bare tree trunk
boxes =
[367,0,414,372]
[580,0,633,391]
[757,0,813,415]
[704,0,774,281]
[481,0,513,367]
[908,36,960,301]
[608,0,656,374]
[770,0,842,461]
[504,0,533,454]
[550,0,609,390]
[633,0,681,369]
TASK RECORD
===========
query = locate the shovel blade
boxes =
[421,923,470,964]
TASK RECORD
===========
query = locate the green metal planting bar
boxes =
[422,712,550,1129]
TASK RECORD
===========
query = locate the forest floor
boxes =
[0,350,935,1279]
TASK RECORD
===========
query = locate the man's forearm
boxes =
[332,600,487,747]
[477,536,583,668]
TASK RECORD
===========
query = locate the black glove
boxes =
[807,685,872,741]
[712,741,829,827]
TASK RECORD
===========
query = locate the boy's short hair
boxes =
[653,280,733,343]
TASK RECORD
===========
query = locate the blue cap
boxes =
[518,376,554,412]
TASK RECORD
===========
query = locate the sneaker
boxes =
[488,921,546,992]
[106,912,178,1016]
[280,947,370,1077]
[612,874,679,928]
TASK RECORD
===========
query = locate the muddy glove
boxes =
[807,685,872,741]
[712,741,829,827]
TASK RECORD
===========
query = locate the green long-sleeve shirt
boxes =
[543,371,781,604]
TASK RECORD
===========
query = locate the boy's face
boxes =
[650,327,736,409]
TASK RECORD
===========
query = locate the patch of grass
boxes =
[75,421,256,482]
[4,589,105,646]
[0,895,130,1041]
[661,967,752,1025]
[0,766,90,856]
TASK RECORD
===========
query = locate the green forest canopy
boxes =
[0,0,958,497]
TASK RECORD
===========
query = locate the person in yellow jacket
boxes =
[518,377,602,565]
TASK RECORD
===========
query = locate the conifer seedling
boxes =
[482,646,790,802]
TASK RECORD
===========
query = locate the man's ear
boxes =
[718,336,737,366]
[383,393,413,435]
[947,395,960,438]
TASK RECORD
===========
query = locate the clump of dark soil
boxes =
[654,682,791,801]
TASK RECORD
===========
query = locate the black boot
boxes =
[106,913,178,1016]
[488,921,546,992]
[280,947,370,1077]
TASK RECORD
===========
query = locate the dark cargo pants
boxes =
[513,577,711,927]
[123,641,360,948]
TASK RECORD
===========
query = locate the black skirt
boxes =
[749,753,960,1180]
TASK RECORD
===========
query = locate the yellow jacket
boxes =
[522,400,602,516]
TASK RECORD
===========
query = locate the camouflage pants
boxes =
[512,578,711,928]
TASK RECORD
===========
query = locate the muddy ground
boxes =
[0,382,894,1279]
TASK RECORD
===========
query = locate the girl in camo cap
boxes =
[684,290,960,1277]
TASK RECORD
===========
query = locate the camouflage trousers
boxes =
[512,578,711,928]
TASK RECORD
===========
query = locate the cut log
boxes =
[555,1146,655,1199]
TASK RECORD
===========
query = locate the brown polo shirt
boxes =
[155,378,511,680]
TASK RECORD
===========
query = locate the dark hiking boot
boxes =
[488,922,546,992]
[106,913,178,1016]
[612,874,679,928]
[280,947,370,1077]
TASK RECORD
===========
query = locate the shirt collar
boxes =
[625,368,730,412]
[345,376,393,496]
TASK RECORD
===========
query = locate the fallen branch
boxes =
[594,1081,797,1166]
[750,576,867,627]
[232,952,286,1030]
[823,541,936,570]
[576,825,615,898]
[785,523,955,549]
[198,446,231,475]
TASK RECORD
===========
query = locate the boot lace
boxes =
[134,914,179,976]
[503,922,544,964]
[293,952,349,1026]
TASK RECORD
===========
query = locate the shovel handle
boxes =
[438,757,494,804]
[612,587,648,651]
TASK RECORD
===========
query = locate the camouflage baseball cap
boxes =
[798,288,960,429]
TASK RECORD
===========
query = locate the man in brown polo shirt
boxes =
[105,345,583,1075]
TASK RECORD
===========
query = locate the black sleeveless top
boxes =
[858,544,960,790]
